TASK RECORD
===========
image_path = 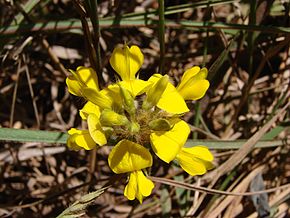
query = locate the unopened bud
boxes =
[149,118,171,131]
[142,75,169,110]
[100,109,129,127]
[119,85,136,116]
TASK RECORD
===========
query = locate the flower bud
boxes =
[142,75,169,110]
[119,85,136,116]
[149,118,171,131]
[100,109,129,127]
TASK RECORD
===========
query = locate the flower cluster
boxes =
[66,45,214,203]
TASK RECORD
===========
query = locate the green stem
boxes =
[158,0,165,75]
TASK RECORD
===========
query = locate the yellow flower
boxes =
[67,128,96,150]
[177,66,210,101]
[109,45,144,81]
[66,66,99,97]
[66,44,214,203]
[108,139,154,203]
[176,146,214,176]
[150,118,190,163]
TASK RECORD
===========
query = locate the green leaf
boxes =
[0,128,67,144]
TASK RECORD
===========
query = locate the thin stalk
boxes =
[158,0,165,75]
[73,0,98,74]
[10,59,22,127]
[193,103,200,139]
[247,0,257,77]
[85,0,104,86]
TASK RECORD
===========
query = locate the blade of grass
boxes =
[102,0,239,21]
[0,128,287,149]
[1,20,290,38]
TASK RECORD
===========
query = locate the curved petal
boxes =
[148,74,189,114]
[108,139,152,174]
[119,79,151,97]
[177,67,209,101]
[75,66,99,90]
[124,170,154,203]
[177,66,201,91]
[87,114,107,146]
[176,146,214,176]
[66,76,83,96]
[178,79,210,101]
[66,67,99,97]
[67,128,96,150]
[150,119,190,163]
[79,101,100,120]
[82,87,113,109]
[102,84,123,112]
[109,45,144,81]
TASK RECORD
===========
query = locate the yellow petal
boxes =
[75,66,99,90]
[178,79,210,101]
[176,146,214,176]
[119,79,150,97]
[79,101,100,120]
[87,114,107,146]
[102,84,123,111]
[124,170,154,203]
[177,67,210,101]
[82,87,112,109]
[178,66,201,90]
[124,171,137,200]
[150,119,190,163]
[108,139,152,174]
[109,45,144,81]
[148,74,189,114]
[67,128,96,150]
[136,171,154,200]
[66,67,99,97]
[66,76,83,96]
